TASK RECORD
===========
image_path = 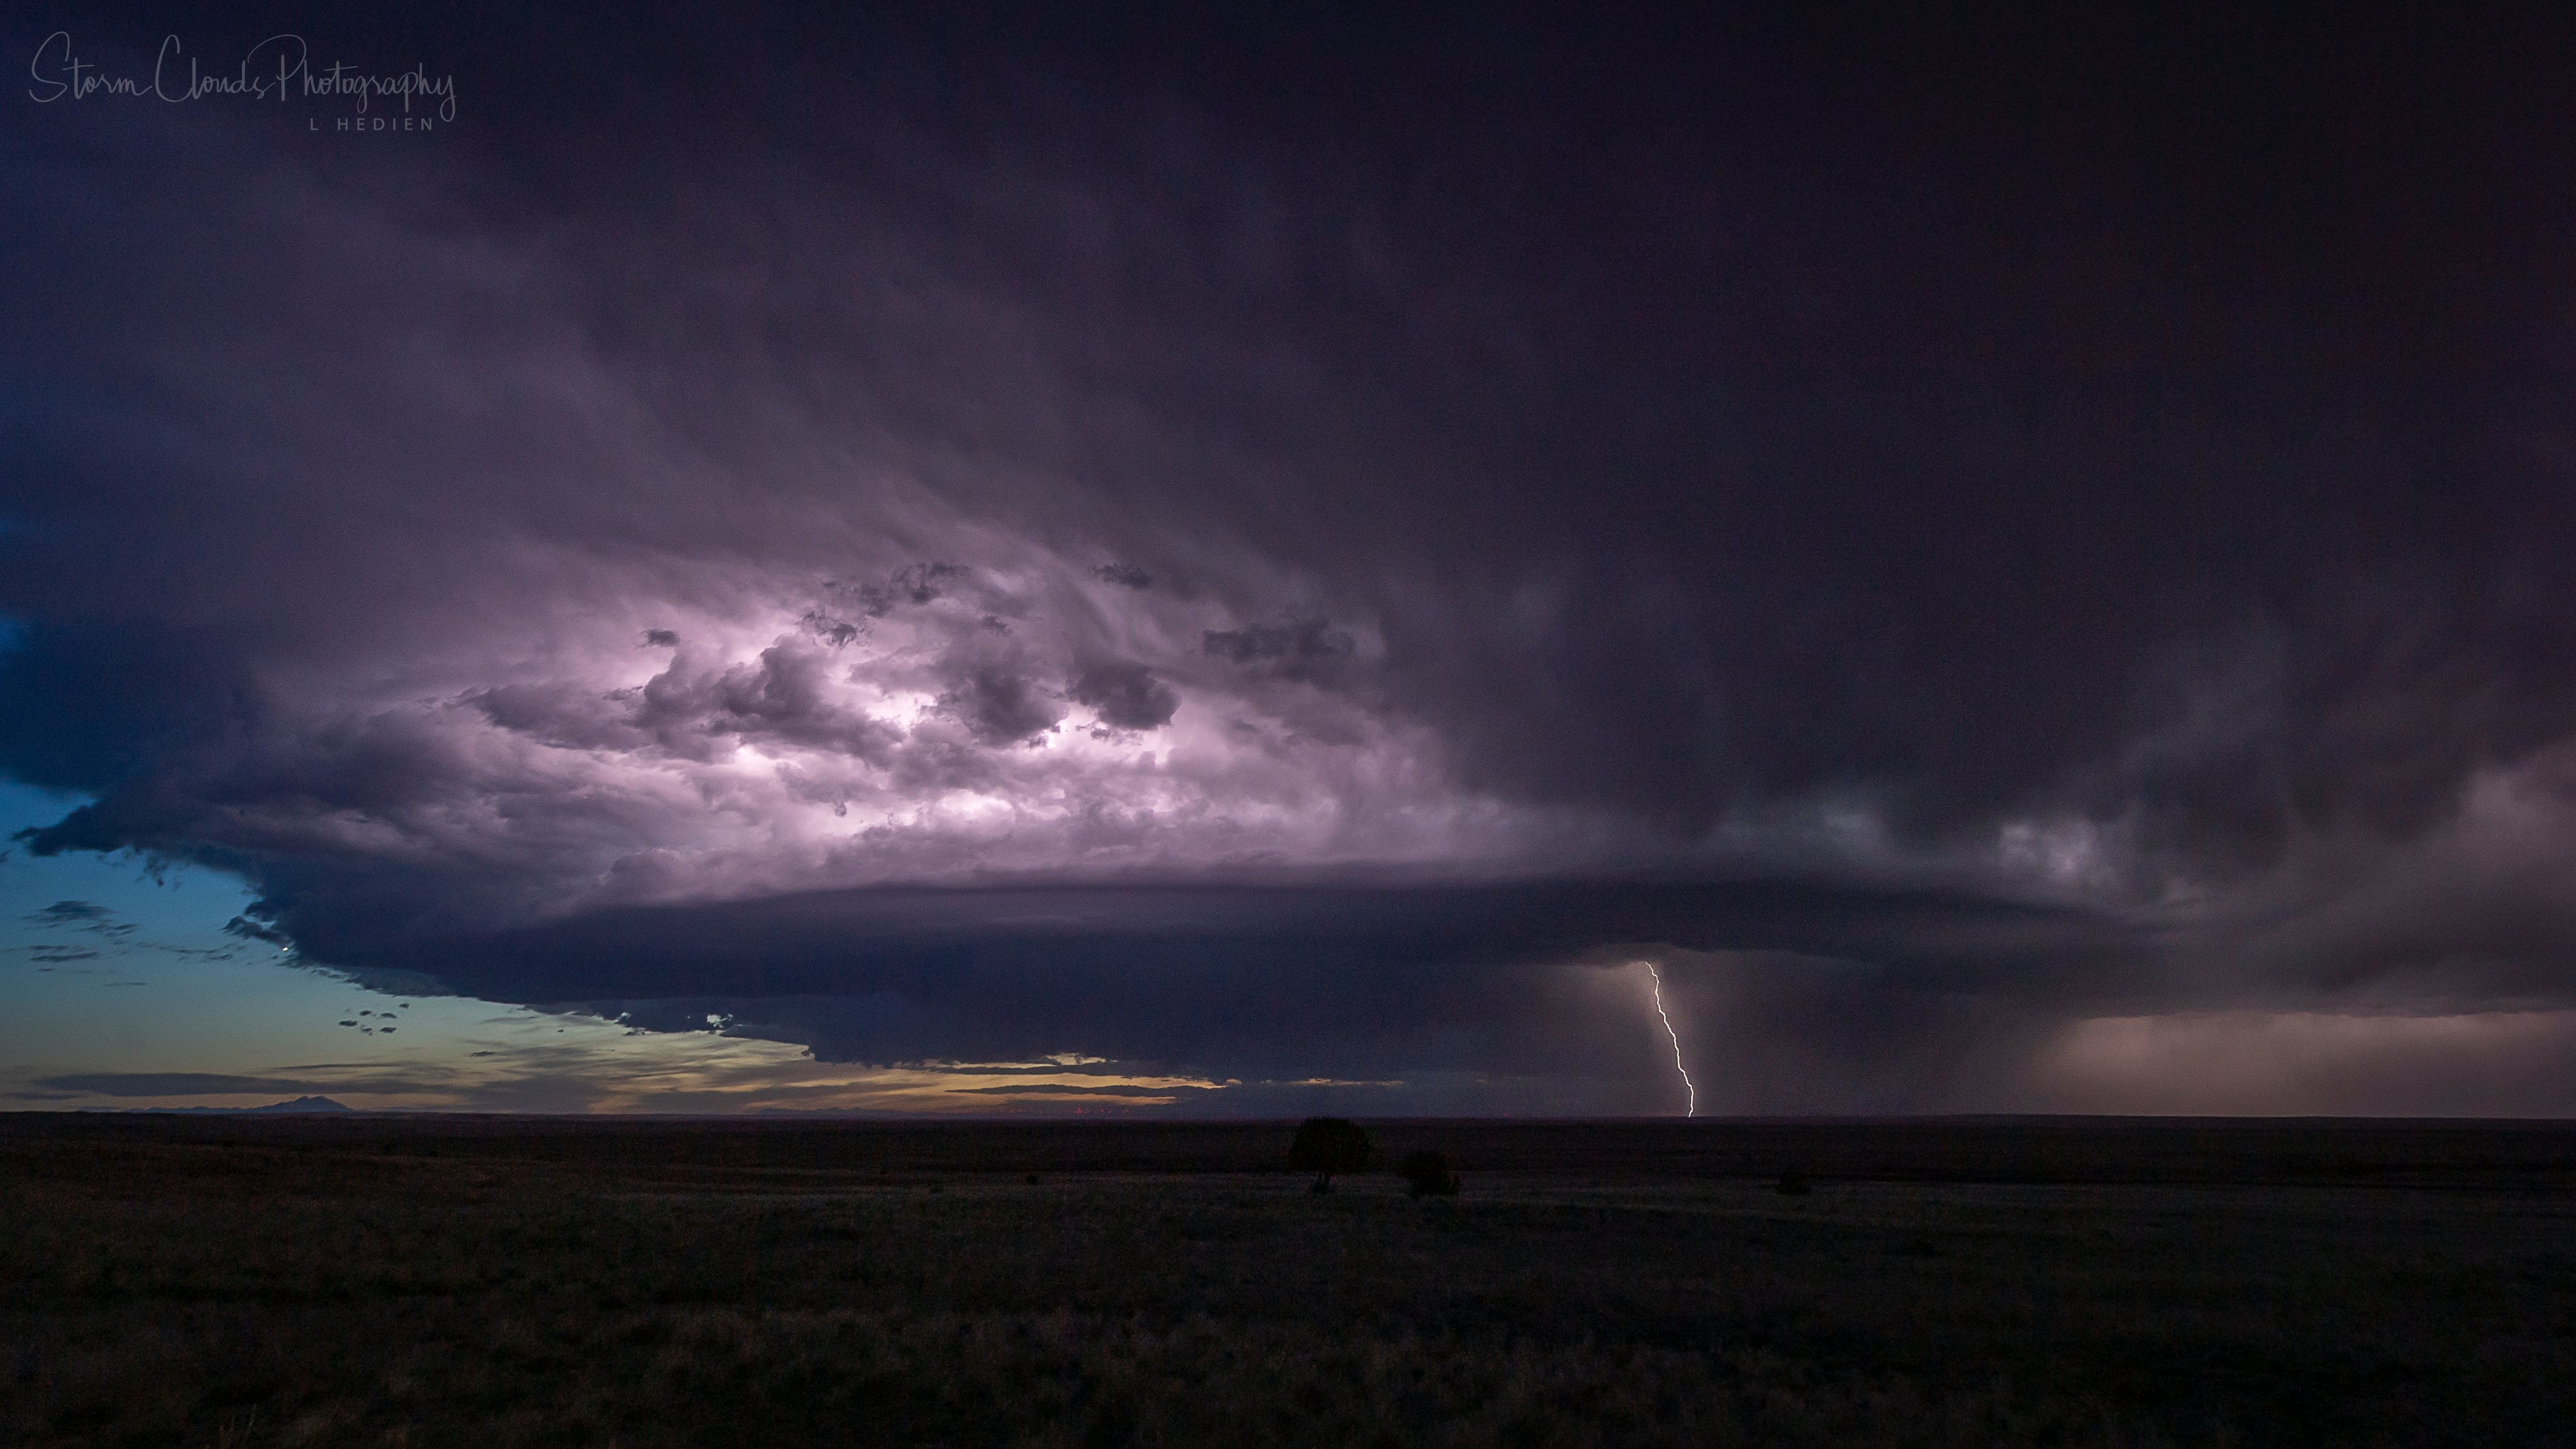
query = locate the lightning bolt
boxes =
[1645,961,1696,1117]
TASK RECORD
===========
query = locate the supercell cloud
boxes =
[6,6,2576,1111]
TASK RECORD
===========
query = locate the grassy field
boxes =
[4,1116,2573,1447]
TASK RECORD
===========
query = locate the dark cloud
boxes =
[641,641,908,761]
[945,665,1062,747]
[0,622,260,798]
[835,564,970,619]
[28,1070,469,1102]
[1069,663,1177,731]
[223,914,291,947]
[7,3,2576,1108]
[283,876,2142,1086]
[35,1072,327,1097]
[1202,619,1354,668]
[949,1084,1224,1098]
[20,900,137,941]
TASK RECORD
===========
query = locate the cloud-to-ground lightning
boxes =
[1643,961,1695,1117]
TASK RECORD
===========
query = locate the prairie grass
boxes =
[3,1117,2572,1446]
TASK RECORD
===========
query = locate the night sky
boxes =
[8,4,2576,1116]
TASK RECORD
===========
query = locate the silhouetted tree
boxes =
[1289,1117,1371,1192]
[1399,1149,1460,1198]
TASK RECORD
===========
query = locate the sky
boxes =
[7,4,2576,1116]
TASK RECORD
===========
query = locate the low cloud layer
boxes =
[8,6,2576,1110]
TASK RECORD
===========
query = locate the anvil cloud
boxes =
[8,5,2576,1111]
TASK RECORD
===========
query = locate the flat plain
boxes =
[4,1114,2573,1447]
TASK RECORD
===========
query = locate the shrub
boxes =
[1398,1150,1460,1198]
[1287,1118,1371,1192]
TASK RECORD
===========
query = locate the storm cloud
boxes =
[7,4,2576,1109]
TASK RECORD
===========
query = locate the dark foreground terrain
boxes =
[5,1116,2574,1447]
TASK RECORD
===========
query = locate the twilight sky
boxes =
[9,4,2576,1115]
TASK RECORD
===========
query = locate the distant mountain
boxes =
[245,1096,355,1114]
[143,1096,356,1115]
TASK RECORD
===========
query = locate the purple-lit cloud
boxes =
[9,6,2576,1111]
